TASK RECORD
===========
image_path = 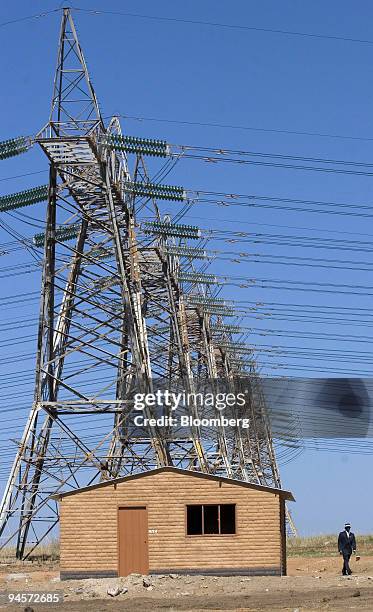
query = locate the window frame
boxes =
[185,503,237,537]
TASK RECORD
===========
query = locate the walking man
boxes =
[338,522,357,575]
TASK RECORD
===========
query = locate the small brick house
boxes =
[56,466,294,579]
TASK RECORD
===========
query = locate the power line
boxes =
[119,113,373,143]
[0,170,47,182]
[180,151,373,177]
[0,9,60,29]
[72,7,373,47]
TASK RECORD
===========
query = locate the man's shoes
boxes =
[348,571,353,575]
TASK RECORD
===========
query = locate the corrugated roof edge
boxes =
[52,466,295,502]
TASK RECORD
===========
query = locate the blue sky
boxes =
[1,0,373,536]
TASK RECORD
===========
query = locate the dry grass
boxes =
[288,534,373,557]
[1,535,373,564]
[0,538,59,564]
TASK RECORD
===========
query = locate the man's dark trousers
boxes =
[342,552,352,576]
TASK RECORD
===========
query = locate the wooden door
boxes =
[118,507,149,576]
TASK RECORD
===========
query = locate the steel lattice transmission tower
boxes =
[0,8,289,558]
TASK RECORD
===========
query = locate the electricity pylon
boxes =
[0,8,289,558]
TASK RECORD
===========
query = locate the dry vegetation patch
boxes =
[288,534,373,557]
[0,538,59,565]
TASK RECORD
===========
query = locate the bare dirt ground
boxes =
[0,556,373,611]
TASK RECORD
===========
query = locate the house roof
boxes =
[54,466,295,501]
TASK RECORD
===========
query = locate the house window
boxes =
[186,504,236,535]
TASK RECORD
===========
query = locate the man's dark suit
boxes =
[338,530,356,575]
